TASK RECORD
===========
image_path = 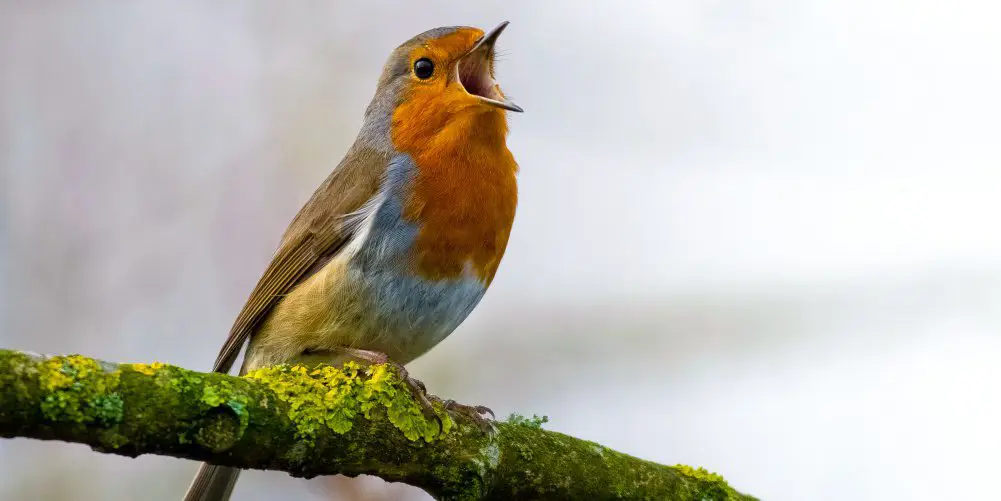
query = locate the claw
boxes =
[387,361,443,434]
[444,399,496,433]
[410,377,428,395]
[336,347,443,434]
[474,405,496,420]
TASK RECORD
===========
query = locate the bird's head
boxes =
[362,22,521,152]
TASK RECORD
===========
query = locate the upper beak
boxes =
[473,21,509,57]
[458,21,523,113]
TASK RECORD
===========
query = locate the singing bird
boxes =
[182,22,521,501]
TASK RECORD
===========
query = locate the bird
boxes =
[181,22,522,501]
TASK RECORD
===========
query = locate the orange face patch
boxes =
[408,27,484,76]
[391,28,492,140]
[389,29,518,284]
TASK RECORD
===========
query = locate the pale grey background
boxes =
[2,2,1000,500]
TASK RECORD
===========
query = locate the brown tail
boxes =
[182,463,241,501]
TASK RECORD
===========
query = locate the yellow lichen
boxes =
[674,464,741,500]
[244,362,448,444]
[127,361,166,376]
[37,355,124,426]
[675,465,726,483]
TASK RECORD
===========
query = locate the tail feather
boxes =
[182,463,241,501]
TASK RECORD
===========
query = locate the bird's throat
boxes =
[391,109,518,284]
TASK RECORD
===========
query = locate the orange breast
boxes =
[391,106,518,284]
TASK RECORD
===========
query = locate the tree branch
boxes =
[0,349,755,500]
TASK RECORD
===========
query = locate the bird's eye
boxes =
[413,58,434,79]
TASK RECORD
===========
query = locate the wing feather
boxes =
[213,146,388,373]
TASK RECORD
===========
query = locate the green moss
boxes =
[121,360,253,451]
[37,355,124,426]
[167,367,207,394]
[675,464,726,484]
[506,413,549,429]
[1,350,760,500]
[98,428,131,450]
[199,381,250,433]
[89,393,125,425]
[471,441,501,480]
[193,406,243,452]
[674,464,741,501]
[244,362,448,444]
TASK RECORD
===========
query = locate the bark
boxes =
[0,349,756,501]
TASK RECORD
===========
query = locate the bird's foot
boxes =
[338,348,441,431]
[442,400,496,433]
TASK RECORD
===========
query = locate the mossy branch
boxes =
[0,349,756,501]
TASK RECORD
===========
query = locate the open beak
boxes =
[456,21,523,113]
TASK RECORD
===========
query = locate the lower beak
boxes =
[457,21,523,113]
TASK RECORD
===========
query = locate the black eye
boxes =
[413,58,434,79]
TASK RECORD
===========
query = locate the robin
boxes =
[182,22,521,501]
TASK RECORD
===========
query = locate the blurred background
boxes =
[2,1,1000,500]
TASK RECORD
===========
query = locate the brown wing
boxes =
[213,146,388,373]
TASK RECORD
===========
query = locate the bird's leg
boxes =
[300,347,493,433]
[341,349,496,433]
[333,347,440,428]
